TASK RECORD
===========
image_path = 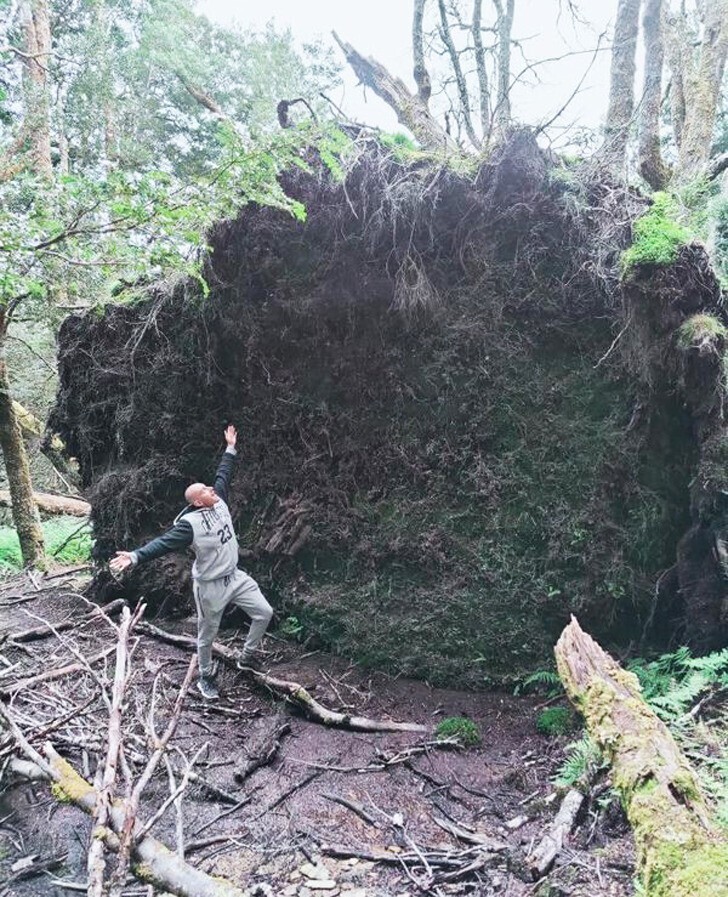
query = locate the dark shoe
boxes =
[196,675,220,700]
[236,652,264,672]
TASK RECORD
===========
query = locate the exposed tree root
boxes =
[555,616,728,897]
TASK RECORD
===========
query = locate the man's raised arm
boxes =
[213,424,238,506]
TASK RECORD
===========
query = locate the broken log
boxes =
[0,489,90,517]
[555,617,728,897]
[139,622,430,734]
[525,788,584,878]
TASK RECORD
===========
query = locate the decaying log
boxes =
[525,789,584,878]
[555,617,728,897]
[0,489,90,517]
[0,706,246,897]
[139,622,430,734]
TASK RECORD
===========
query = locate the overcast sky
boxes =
[197,1,620,147]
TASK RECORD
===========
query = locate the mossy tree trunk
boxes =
[0,310,45,567]
[556,617,728,897]
[675,0,728,181]
[639,0,669,189]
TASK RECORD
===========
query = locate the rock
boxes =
[300,862,332,881]
[282,886,298,896]
[306,882,337,891]
[505,815,529,830]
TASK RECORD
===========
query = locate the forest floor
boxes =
[0,568,635,897]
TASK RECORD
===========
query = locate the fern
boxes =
[515,669,564,697]
[553,734,605,789]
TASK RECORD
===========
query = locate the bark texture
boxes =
[639,0,669,188]
[0,315,45,567]
[676,0,728,180]
[18,0,53,179]
[556,617,728,897]
[601,0,641,173]
[493,0,515,136]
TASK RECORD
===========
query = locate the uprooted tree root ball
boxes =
[50,130,728,683]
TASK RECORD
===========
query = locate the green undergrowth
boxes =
[537,706,576,736]
[0,515,92,570]
[621,192,691,277]
[628,647,728,828]
[435,716,481,747]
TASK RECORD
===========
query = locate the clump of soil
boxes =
[49,130,728,682]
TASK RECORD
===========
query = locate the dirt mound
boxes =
[50,131,727,682]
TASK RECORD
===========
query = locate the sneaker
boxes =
[196,675,220,700]
[236,652,264,672]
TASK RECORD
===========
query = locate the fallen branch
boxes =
[0,647,116,695]
[525,788,584,878]
[322,792,378,827]
[139,622,430,734]
[87,606,135,897]
[233,716,290,783]
[8,599,125,643]
[555,617,728,897]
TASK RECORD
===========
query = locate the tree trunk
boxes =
[0,314,45,567]
[665,8,688,150]
[18,0,53,180]
[332,31,455,152]
[677,0,728,180]
[437,0,480,148]
[600,0,642,174]
[492,0,515,136]
[555,617,728,897]
[472,0,492,141]
[412,0,432,104]
[639,0,669,188]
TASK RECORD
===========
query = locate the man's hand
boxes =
[109,551,134,574]
[224,424,237,450]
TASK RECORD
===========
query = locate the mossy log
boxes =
[555,617,728,897]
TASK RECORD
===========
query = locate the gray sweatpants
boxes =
[193,569,273,677]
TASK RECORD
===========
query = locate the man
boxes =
[110,425,273,700]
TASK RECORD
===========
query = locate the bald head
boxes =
[185,482,217,508]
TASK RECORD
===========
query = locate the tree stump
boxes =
[555,616,728,897]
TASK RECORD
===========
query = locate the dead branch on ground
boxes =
[139,622,430,734]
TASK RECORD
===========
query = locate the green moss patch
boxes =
[677,313,728,349]
[621,193,691,277]
[435,716,481,747]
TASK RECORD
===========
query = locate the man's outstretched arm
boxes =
[213,424,238,505]
[109,520,193,573]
